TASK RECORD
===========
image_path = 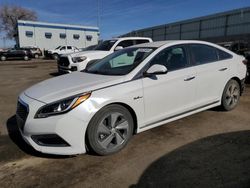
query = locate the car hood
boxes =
[24,72,125,103]
[69,50,111,58]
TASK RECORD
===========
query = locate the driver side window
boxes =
[149,46,188,71]
[116,40,134,48]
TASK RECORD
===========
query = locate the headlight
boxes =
[35,92,91,118]
[72,56,87,63]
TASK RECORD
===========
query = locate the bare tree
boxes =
[0,5,37,41]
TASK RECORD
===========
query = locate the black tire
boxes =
[0,56,6,61]
[221,79,240,111]
[52,53,59,60]
[86,104,134,155]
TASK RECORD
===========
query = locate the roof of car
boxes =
[132,40,216,48]
[112,37,152,40]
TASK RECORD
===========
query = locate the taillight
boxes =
[242,59,248,65]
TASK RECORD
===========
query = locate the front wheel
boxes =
[52,53,59,60]
[221,79,240,111]
[86,105,134,155]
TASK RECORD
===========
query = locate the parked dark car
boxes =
[218,41,250,56]
[0,48,33,61]
[20,47,42,58]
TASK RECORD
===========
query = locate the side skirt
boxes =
[137,100,220,133]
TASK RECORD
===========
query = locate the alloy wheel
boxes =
[97,112,129,150]
[225,82,240,108]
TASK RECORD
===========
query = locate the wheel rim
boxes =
[225,83,239,107]
[97,112,129,150]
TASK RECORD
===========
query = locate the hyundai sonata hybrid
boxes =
[16,40,247,155]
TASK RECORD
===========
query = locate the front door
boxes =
[142,45,197,126]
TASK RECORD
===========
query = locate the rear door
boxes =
[189,44,232,106]
[142,45,197,126]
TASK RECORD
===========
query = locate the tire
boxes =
[34,54,39,59]
[86,104,134,155]
[221,79,240,111]
[53,53,59,60]
[0,56,6,61]
[24,56,29,61]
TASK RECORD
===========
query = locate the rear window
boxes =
[190,44,218,65]
[135,39,150,45]
[217,49,233,60]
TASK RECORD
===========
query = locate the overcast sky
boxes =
[0,0,250,48]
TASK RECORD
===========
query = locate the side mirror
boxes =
[144,64,168,77]
[114,46,123,51]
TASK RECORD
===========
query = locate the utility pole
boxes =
[97,0,100,29]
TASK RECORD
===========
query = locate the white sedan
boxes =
[16,40,247,155]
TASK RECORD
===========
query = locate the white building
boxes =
[17,20,99,50]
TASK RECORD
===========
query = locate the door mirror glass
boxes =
[114,46,123,51]
[144,64,168,76]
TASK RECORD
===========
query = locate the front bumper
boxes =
[58,65,77,74]
[16,93,90,155]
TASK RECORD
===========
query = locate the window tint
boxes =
[190,44,218,64]
[86,47,155,75]
[60,33,66,39]
[25,31,33,37]
[86,35,92,41]
[150,46,188,71]
[135,39,150,45]
[117,40,134,48]
[95,40,117,51]
[67,46,72,50]
[60,46,66,50]
[217,49,232,60]
[45,32,52,39]
[73,34,80,39]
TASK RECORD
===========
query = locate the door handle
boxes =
[184,76,195,81]
[219,68,228,71]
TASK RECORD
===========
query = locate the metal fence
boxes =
[121,7,250,43]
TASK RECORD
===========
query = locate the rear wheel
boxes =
[87,105,134,155]
[1,56,6,61]
[221,79,240,111]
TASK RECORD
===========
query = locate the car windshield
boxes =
[55,46,61,50]
[94,40,117,51]
[84,47,155,76]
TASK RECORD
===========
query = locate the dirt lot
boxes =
[0,60,250,188]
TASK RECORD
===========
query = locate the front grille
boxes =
[58,56,70,67]
[16,101,29,131]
